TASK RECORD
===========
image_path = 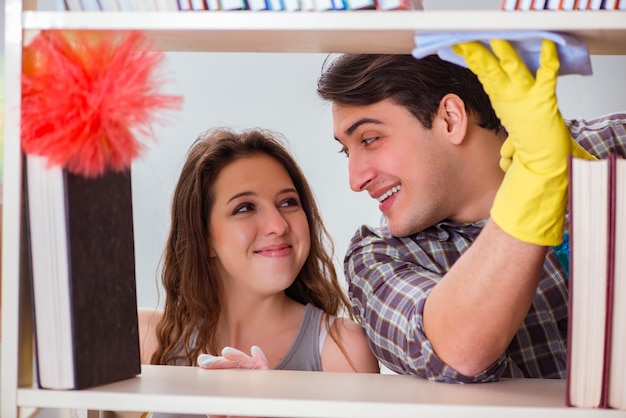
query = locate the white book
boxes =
[376,0,423,9]
[99,0,121,10]
[576,0,589,8]
[155,0,181,9]
[300,0,316,10]
[247,0,269,10]
[138,0,159,10]
[80,0,101,9]
[346,0,375,8]
[117,0,134,9]
[266,0,284,9]
[568,156,611,409]
[190,0,208,8]
[533,0,547,8]
[545,0,560,9]
[66,0,84,10]
[501,0,517,9]
[25,155,140,390]
[314,0,332,8]
[37,0,67,10]
[283,0,301,10]
[220,0,245,9]
[589,0,603,8]
[422,0,499,8]
[608,156,626,410]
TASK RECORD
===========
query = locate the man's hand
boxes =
[499,134,597,172]
[453,39,572,246]
[197,345,269,370]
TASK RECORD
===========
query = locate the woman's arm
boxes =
[104,308,163,418]
[320,317,380,373]
[137,307,163,364]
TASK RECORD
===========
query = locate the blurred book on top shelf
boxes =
[190,0,209,9]
[503,0,623,9]
[567,154,626,410]
[65,0,84,10]
[25,154,141,390]
[80,0,102,10]
[35,0,67,9]
[422,0,500,9]
[100,0,121,10]
[347,0,376,9]
[220,0,247,10]
[0,58,4,205]
[377,0,422,9]
[156,0,182,10]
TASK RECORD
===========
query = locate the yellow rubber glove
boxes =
[499,134,597,172]
[453,39,571,246]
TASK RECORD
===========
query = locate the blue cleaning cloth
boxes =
[413,31,593,76]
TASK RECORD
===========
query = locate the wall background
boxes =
[134,51,626,308]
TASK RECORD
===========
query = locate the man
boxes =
[316,40,626,383]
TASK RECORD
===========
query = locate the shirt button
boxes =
[558,319,568,331]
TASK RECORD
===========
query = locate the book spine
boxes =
[601,154,618,409]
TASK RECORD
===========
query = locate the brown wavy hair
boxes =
[151,127,352,366]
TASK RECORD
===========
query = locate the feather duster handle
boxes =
[21,30,182,177]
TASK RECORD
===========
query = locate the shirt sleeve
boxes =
[568,112,626,158]
[345,224,509,383]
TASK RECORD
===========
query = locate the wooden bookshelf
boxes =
[3,2,626,418]
[21,10,626,54]
[15,365,626,417]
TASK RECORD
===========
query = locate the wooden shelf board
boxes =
[22,11,626,54]
[14,365,626,417]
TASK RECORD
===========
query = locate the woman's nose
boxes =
[262,207,289,235]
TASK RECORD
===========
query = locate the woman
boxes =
[138,127,379,375]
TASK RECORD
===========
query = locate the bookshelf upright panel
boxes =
[1,2,33,418]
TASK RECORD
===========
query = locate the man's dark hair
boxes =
[316,54,501,131]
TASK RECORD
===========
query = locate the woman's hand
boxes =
[198,345,269,370]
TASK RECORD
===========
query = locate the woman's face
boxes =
[209,154,310,297]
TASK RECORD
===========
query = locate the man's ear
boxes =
[438,93,468,145]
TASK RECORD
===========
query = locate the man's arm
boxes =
[346,224,516,382]
[424,220,546,376]
[426,39,571,375]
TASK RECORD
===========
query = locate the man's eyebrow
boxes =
[344,117,384,137]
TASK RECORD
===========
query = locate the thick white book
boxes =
[25,155,141,390]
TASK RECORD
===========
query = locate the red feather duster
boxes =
[21,30,182,177]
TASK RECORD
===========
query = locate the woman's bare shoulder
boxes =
[137,307,164,364]
[320,316,380,374]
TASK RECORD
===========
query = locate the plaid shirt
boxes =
[346,113,626,383]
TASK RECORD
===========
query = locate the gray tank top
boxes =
[276,303,325,371]
[151,303,330,418]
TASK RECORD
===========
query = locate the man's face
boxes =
[332,98,457,237]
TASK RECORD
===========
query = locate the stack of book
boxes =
[502,0,626,10]
[53,0,425,11]
[567,153,626,410]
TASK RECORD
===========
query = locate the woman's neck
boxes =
[215,295,306,363]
